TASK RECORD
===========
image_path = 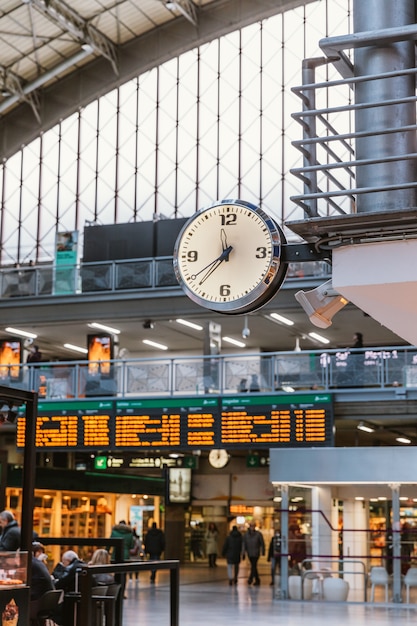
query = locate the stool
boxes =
[322,577,349,601]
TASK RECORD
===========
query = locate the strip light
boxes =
[269,313,294,326]
[5,327,37,339]
[88,322,120,334]
[357,422,375,433]
[223,336,246,348]
[175,318,203,331]
[64,343,88,354]
[143,339,168,351]
[308,332,330,344]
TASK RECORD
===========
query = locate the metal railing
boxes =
[1,345,416,399]
[0,257,330,299]
[300,558,368,602]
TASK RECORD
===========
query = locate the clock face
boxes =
[208,449,230,468]
[173,199,287,314]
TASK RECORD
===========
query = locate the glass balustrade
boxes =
[0,347,415,399]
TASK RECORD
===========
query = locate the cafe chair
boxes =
[369,566,390,602]
[404,567,417,603]
[93,583,121,626]
[35,589,64,626]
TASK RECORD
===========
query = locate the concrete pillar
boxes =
[311,486,334,563]
[342,499,368,597]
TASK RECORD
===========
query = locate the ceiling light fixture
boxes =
[269,312,294,326]
[5,327,37,339]
[222,336,246,348]
[357,421,375,433]
[88,322,121,334]
[308,332,330,344]
[143,339,168,351]
[396,436,411,444]
[175,318,203,331]
[63,343,88,354]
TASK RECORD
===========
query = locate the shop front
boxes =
[270,447,417,603]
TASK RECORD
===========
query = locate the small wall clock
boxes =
[208,449,230,468]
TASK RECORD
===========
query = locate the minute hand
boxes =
[190,245,233,285]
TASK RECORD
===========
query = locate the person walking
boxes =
[222,525,242,585]
[0,510,21,550]
[109,520,135,561]
[267,528,281,585]
[205,522,219,568]
[144,522,165,583]
[242,522,265,585]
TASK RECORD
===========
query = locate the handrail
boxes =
[1,345,416,399]
[0,256,330,299]
[300,558,368,602]
[77,560,180,626]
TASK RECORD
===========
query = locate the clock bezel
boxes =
[173,199,288,315]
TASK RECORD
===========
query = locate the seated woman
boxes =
[89,549,115,586]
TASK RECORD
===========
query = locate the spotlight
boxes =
[143,320,155,329]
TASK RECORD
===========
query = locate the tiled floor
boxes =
[122,560,417,626]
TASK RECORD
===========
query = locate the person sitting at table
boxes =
[52,550,85,593]
[88,549,115,586]
[30,543,57,624]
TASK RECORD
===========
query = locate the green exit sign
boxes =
[94,456,108,470]
[182,456,198,469]
[246,454,260,468]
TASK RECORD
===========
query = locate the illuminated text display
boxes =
[16,394,333,451]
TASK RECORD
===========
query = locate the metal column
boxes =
[353,0,417,213]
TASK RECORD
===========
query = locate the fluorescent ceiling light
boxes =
[175,318,203,331]
[396,436,411,444]
[143,339,168,351]
[269,313,294,326]
[357,422,375,433]
[308,332,330,344]
[88,322,120,335]
[64,343,88,354]
[5,327,37,339]
[223,336,246,348]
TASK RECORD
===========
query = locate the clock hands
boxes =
[220,228,228,252]
[190,242,233,285]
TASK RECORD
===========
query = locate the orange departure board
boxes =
[220,394,332,447]
[16,394,333,451]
